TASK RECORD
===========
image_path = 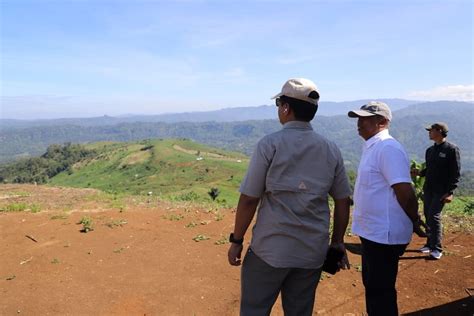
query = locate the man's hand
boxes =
[330,242,350,271]
[440,193,453,203]
[228,243,243,266]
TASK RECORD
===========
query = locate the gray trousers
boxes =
[423,191,445,252]
[240,248,322,316]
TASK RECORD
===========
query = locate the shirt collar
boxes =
[282,121,313,130]
[364,129,390,149]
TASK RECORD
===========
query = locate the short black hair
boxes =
[280,95,318,122]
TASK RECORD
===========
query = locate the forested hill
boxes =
[1,101,473,172]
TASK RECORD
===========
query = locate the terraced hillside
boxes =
[50,139,248,205]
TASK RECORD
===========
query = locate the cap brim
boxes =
[271,92,283,100]
[347,110,376,118]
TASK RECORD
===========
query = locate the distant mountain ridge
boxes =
[1,98,420,128]
[1,100,473,172]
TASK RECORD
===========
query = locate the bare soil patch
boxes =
[1,184,473,315]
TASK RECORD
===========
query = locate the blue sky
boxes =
[1,0,473,119]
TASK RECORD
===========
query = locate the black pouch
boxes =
[322,247,344,275]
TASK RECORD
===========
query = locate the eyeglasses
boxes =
[275,98,283,107]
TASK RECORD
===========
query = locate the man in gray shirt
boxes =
[227,78,352,316]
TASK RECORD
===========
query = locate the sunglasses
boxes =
[275,98,284,107]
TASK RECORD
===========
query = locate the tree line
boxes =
[0,143,95,184]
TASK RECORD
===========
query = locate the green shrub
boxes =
[78,216,94,233]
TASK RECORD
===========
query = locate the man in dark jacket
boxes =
[415,122,461,260]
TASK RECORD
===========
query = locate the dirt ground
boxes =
[1,184,473,315]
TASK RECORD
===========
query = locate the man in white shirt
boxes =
[348,101,424,316]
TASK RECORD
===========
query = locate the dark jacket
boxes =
[421,141,461,194]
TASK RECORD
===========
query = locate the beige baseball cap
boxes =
[348,101,393,121]
[271,78,320,105]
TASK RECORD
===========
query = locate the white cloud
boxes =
[408,84,474,101]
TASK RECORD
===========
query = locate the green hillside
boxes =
[48,139,248,205]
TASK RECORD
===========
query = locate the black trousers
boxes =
[360,237,407,316]
[423,191,445,252]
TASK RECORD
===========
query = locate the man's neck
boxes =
[434,138,446,145]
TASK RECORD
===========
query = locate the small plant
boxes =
[173,191,199,201]
[162,214,184,221]
[352,264,363,272]
[320,272,330,281]
[51,214,68,220]
[215,212,224,221]
[105,219,128,228]
[208,188,220,201]
[30,204,41,213]
[192,234,210,242]
[51,258,60,264]
[113,247,125,253]
[185,221,197,228]
[463,201,474,215]
[410,159,426,202]
[214,236,229,245]
[78,216,94,233]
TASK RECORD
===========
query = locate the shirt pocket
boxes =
[358,166,377,186]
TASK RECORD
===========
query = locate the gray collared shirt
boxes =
[240,121,351,268]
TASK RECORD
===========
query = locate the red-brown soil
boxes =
[1,185,473,315]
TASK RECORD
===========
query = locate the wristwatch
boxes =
[229,233,244,245]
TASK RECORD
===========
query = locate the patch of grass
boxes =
[51,258,60,264]
[185,221,197,228]
[320,272,331,281]
[51,214,69,220]
[30,204,41,213]
[113,247,125,253]
[105,219,128,228]
[0,203,41,213]
[0,203,28,212]
[214,212,224,221]
[214,235,229,245]
[162,213,184,221]
[192,234,210,242]
[78,216,94,233]
[352,264,363,272]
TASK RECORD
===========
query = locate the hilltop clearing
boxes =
[1,139,248,206]
[0,184,473,315]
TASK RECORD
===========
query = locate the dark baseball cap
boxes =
[425,122,449,133]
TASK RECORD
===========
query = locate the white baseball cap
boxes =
[271,78,320,105]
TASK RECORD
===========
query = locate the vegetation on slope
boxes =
[48,139,248,205]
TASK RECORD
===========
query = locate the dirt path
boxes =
[0,185,473,315]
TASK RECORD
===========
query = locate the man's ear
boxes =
[379,117,389,127]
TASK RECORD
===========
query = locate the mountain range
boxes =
[1,100,473,172]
